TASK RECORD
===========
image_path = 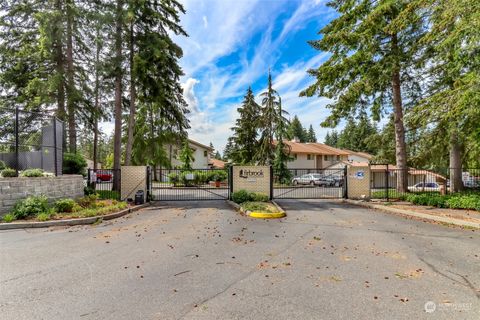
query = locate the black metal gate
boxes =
[273,168,347,199]
[149,168,230,201]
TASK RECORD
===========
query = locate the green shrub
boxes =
[232,189,253,204]
[96,190,120,200]
[84,186,96,196]
[54,198,77,213]
[63,153,87,175]
[445,194,480,210]
[251,192,269,202]
[0,160,6,171]
[20,168,44,177]
[11,196,49,219]
[1,168,17,177]
[2,214,15,223]
[168,172,179,185]
[37,212,52,221]
[77,194,99,208]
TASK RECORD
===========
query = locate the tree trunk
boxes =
[125,22,136,165]
[93,28,100,170]
[112,0,123,192]
[54,0,66,121]
[391,33,408,193]
[449,132,463,192]
[66,0,76,153]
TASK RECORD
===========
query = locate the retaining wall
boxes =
[0,175,84,216]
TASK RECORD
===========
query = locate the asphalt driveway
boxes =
[0,200,479,319]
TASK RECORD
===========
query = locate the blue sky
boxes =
[174,0,338,153]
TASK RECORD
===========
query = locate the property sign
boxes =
[232,166,271,196]
[355,170,365,180]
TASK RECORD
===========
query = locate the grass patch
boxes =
[241,201,278,213]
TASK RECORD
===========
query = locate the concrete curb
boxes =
[226,200,286,219]
[343,199,480,229]
[0,203,151,230]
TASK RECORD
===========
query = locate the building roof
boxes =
[343,149,374,160]
[371,165,447,180]
[307,143,351,155]
[278,140,350,155]
[188,139,213,151]
[209,158,226,169]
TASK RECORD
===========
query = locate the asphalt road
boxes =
[1,200,479,319]
[149,186,344,200]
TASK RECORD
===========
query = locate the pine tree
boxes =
[231,87,261,164]
[272,101,292,184]
[223,138,236,162]
[287,115,306,142]
[255,71,289,165]
[179,140,194,171]
[306,125,317,142]
[324,130,338,147]
[125,0,188,166]
[130,0,190,170]
[301,0,427,192]
[400,0,480,191]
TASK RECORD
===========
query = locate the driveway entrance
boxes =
[149,168,230,201]
[273,168,346,199]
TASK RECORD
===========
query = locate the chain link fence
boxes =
[0,107,63,176]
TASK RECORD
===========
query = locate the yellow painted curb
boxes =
[248,211,286,219]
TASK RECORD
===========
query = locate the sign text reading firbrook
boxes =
[239,169,264,179]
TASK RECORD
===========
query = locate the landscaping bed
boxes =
[231,190,285,218]
[2,194,128,223]
[373,192,480,211]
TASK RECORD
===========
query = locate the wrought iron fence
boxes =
[86,169,121,200]
[370,166,480,200]
[0,107,63,176]
[273,168,346,199]
[150,168,230,201]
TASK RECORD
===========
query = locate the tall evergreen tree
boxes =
[301,0,427,192]
[272,101,292,184]
[231,87,261,164]
[222,137,236,162]
[287,115,307,142]
[306,125,317,142]
[324,130,338,147]
[179,140,194,171]
[125,0,188,166]
[255,72,289,165]
[400,0,480,191]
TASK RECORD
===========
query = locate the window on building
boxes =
[324,155,328,161]
[336,155,340,161]
[294,154,298,160]
[204,150,208,157]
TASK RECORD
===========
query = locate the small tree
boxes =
[273,139,292,185]
[179,140,194,171]
[307,125,317,142]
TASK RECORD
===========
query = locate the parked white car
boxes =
[408,182,440,192]
[291,174,333,187]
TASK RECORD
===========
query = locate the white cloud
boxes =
[182,78,200,112]
[175,0,335,151]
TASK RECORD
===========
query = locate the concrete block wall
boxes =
[0,175,84,216]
